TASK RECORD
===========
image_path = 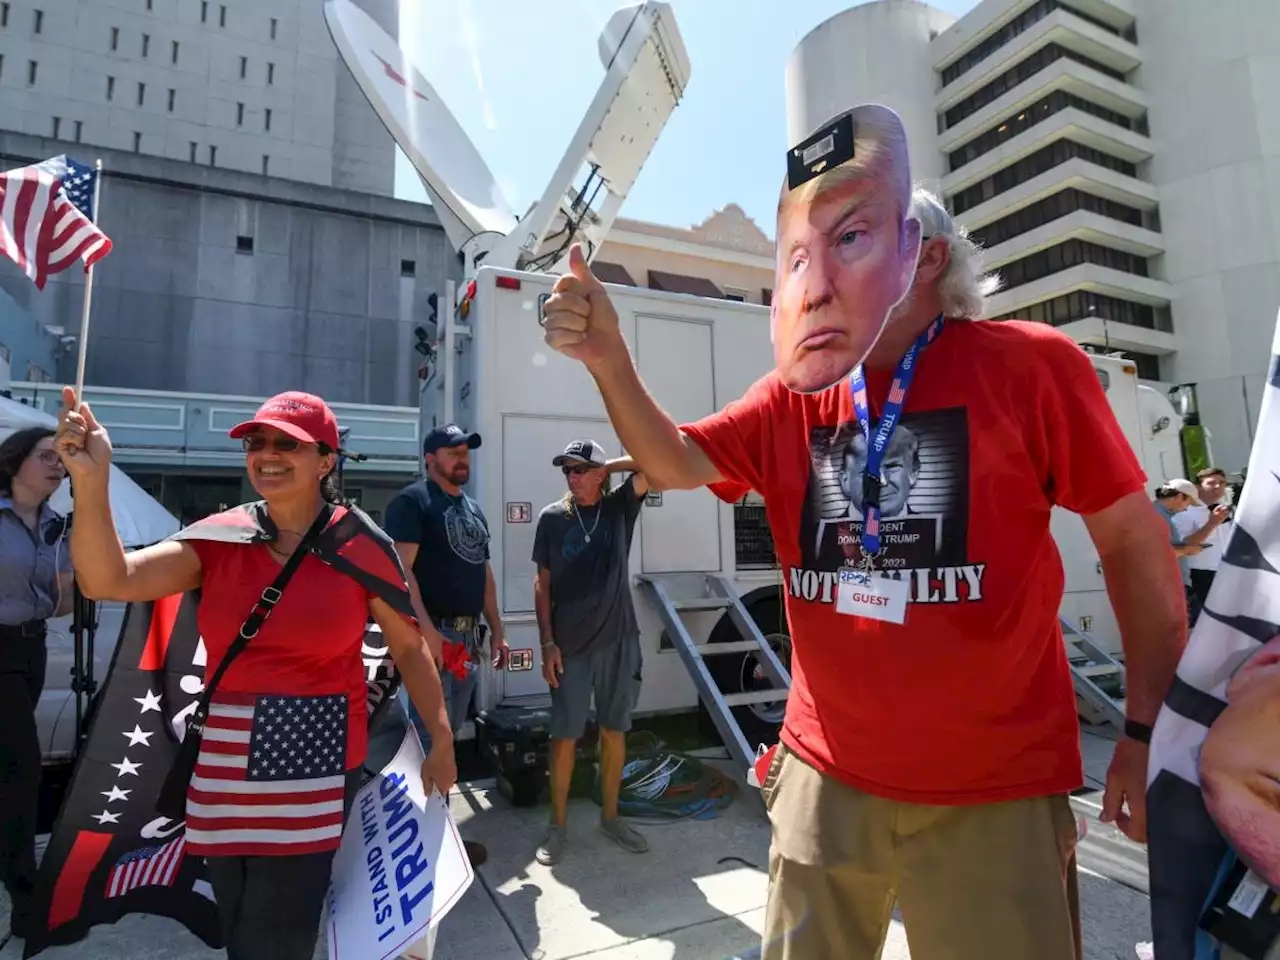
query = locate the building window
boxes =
[266,62,274,84]
[264,108,272,132]
[189,141,198,162]
[947,90,1141,173]
[942,42,1128,132]
[992,290,1166,333]
[0,4,8,28]
[136,81,145,106]
[133,131,142,152]
[26,60,36,86]
[209,144,217,166]
[110,26,119,50]
[33,8,41,33]
[106,75,115,100]
[940,0,1127,89]
[951,139,1138,215]
[236,235,254,254]
[200,1,208,23]
[995,237,1148,293]
[26,363,50,384]
[239,56,247,79]
[141,32,150,56]
[167,88,175,111]
[171,40,179,64]
[722,287,748,302]
[969,188,1145,249]
[50,116,60,138]
[762,288,773,306]
[401,259,416,278]
[270,17,277,39]
[146,0,152,9]
[261,154,269,176]
[219,5,226,27]
[74,120,82,142]
[236,102,244,125]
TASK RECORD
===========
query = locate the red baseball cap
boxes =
[228,391,341,450]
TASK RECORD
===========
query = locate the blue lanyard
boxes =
[849,314,946,562]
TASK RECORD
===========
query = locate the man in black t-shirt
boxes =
[532,439,650,866]
[383,424,509,865]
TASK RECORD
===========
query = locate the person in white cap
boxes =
[531,440,652,866]
[540,98,1188,959]
[1171,467,1234,613]
[1153,479,1222,620]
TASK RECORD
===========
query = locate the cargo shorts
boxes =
[759,744,1083,960]
[549,634,642,740]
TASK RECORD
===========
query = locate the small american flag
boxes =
[865,512,880,538]
[186,693,349,857]
[887,380,906,406]
[0,155,111,289]
[105,834,187,898]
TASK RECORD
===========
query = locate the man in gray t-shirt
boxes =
[532,439,650,866]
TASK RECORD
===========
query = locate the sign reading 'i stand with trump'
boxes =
[326,729,474,960]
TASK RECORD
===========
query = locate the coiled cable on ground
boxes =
[588,730,740,823]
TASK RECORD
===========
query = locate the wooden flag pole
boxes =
[71,158,103,412]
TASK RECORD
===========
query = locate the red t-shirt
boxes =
[682,319,1147,805]
[188,539,372,769]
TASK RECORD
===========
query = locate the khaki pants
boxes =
[761,745,1082,960]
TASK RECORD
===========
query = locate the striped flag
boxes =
[887,379,906,406]
[105,835,187,899]
[0,155,111,290]
[186,692,349,857]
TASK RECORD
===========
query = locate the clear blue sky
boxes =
[393,0,978,240]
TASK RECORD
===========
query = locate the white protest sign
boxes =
[327,729,474,960]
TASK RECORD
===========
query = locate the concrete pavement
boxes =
[1,731,1151,959]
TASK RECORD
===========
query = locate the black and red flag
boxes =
[23,503,409,957]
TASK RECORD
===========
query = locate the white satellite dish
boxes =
[323,0,518,261]
[324,0,690,279]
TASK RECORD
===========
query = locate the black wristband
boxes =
[1124,720,1153,744]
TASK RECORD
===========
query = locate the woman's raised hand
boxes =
[55,385,113,480]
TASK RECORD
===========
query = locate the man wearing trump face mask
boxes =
[540,103,1185,959]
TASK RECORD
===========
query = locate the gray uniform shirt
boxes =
[0,496,71,625]
[531,476,643,658]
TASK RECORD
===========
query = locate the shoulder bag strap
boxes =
[194,504,331,716]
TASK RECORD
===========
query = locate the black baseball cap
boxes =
[552,439,608,468]
[423,423,481,456]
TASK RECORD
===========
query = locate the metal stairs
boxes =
[636,573,790,780]
[1062,617,1126,731]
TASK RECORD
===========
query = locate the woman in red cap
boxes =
[54,386,455,960]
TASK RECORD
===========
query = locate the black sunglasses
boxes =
[242,434,306,453]
[562,464,595,476]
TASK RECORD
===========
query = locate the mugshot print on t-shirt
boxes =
[797,407,985,606]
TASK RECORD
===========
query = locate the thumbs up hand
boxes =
[541,243,626,369]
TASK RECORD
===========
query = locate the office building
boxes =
[789,0,1280,471]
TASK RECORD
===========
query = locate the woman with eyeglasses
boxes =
[0,426,73,939]
[55,388,455,960]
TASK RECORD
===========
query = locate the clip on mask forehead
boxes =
[787,113,856,191]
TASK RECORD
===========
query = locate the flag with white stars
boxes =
[0,154,111,290]
[24,504,409,958]
[184,693,349,856]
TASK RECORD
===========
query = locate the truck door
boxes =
[633,314,722,573]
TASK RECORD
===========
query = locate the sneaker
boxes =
[536,824,567,866]
[600,816,648,854]
[463,840,488,868]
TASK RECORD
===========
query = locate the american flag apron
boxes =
[186,692,350,857]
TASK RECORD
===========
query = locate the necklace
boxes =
[574,501,601,544]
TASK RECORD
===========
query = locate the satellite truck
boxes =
[325,0,1188,784]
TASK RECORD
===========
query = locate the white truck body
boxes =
[424,270,1183,726]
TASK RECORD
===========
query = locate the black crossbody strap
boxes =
[190,505,331,727]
